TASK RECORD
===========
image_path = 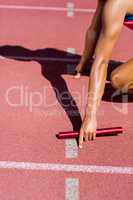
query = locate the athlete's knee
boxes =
[111,72,123,90]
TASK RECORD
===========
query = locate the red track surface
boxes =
[0,1,133,200]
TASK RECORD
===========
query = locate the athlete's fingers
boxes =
[92,132,96,140]
[79,128,84,148]
[88,132,93,141]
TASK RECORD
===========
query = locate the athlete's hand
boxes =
[74,63,82,79]
[79,116,97,148]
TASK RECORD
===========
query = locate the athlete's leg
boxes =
[111,59,133,92]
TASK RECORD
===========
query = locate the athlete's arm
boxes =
[75,0,105,74]
[79,0,127,147]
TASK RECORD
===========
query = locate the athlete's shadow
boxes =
[0,45,132,132]
[0,45,83,131]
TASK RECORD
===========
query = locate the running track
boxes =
[0,1,133,200]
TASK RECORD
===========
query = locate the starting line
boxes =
[0,161,133,175]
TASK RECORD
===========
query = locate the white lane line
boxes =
[0,56,80,63]
[66,178,79,200]
[65,48,78,159]
[67,2,74,17]
[65,139,78,158]
[0,5,95,13]
[67,48,76,55]
[65,46,79,200]
[0,161,133,175]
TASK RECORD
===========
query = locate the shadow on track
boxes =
[0,45,82,131]
[0,45,132,132]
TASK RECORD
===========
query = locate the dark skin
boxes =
[74,0,133,148]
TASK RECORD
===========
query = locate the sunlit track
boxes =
[0,0,132,199]
[0,4,95,13]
